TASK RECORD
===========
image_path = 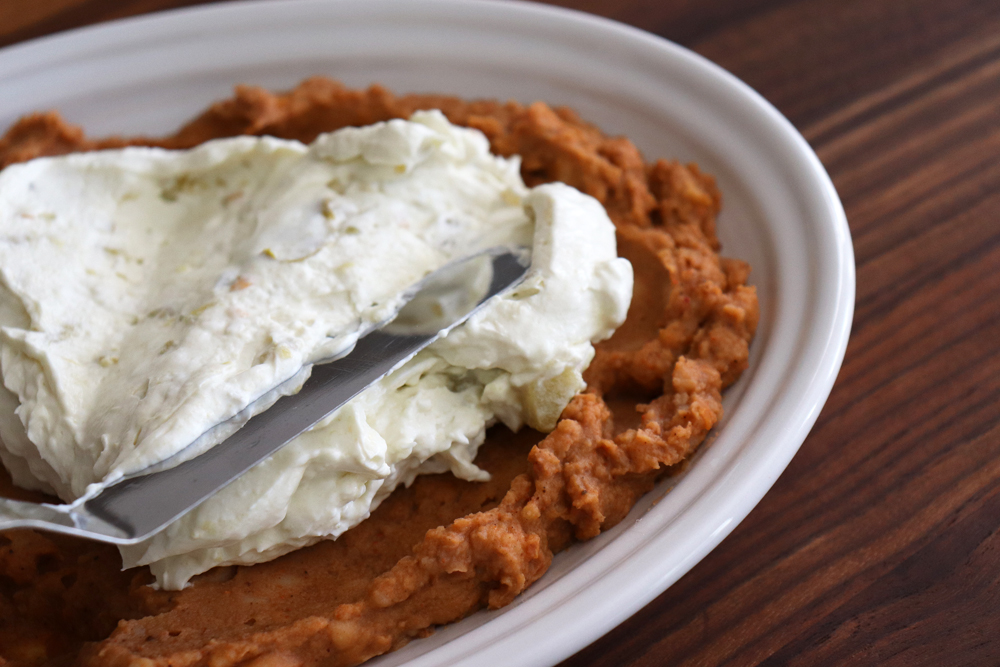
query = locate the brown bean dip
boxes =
[0,77,758,667]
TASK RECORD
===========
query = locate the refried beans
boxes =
[0,77,758,667]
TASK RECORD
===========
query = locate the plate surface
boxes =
[0,1,854,665]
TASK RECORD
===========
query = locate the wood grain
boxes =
[1,0,998,665]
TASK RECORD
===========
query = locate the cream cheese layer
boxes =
[0,112,633,589]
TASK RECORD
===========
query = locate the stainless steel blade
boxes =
[0,246,531,544]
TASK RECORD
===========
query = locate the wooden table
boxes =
[3,1,999,665]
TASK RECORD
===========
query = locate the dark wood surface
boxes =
[2,0,999,665]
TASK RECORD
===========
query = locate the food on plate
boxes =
[0,78,758,667]
[0,111,632,590]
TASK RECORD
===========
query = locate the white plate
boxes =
[0,1,854,665]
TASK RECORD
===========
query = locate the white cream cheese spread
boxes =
[0,111,633,589]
